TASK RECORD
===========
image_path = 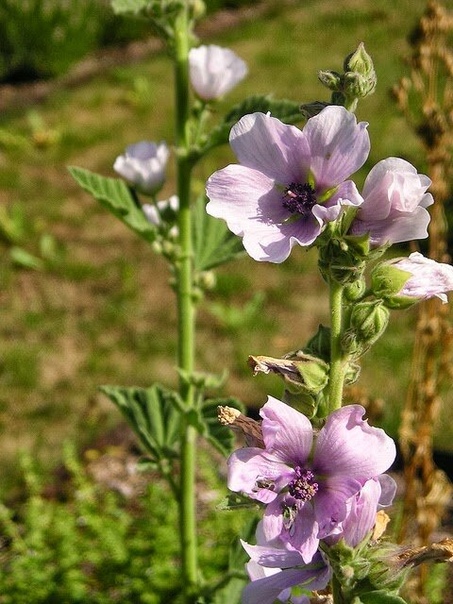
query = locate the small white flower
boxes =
[113,141,169,195]
[143,195,179,226]
[189,44,248,101]
[143,195,179,238]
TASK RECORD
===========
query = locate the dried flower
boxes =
[206,106,370,262]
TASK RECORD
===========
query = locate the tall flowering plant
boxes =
[69,1,453,603]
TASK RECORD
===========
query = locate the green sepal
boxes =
[192,195,244,271]
[68,166,157,244]
[282,389,318,419]
[371,263,417,309]
[99,384,182,463]
[201,95,303,153]
[304,324,331,362]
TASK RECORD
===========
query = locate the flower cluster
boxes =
[206,104,453,305]
[228,398,396,563]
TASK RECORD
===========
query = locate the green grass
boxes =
[0,0,451,491]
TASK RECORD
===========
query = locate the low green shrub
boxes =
[0,442,249,603]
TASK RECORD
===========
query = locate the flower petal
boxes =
[313,405,396,479]
[352,206,431,246]
[228,448,293,503]
[241,541,305,569]
[260,397,313,465]
[377,473,397,507]
[340,478,382,547]
[230,112,311,183]
[262,495,320,563]
[315,474,362,538]
[304,106,370,188]
[242,568,313,604]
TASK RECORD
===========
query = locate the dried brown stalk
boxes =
[393,1,453,600]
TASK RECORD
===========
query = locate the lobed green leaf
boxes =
[192,195,244,271]
[68,166,157,244]
[100,384,182,463]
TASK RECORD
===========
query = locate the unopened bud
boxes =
[350,300,390,349]
[318,70,342,91]
[343,42,377,98]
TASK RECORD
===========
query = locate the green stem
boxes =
[332,575,346,604]
[328,279,346,413]
[173,8,198,599]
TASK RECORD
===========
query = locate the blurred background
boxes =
[0,0,452,601]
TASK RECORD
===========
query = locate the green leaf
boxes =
[111,0,149,15]
[217,492,260,511]
[199,397,245,456]
[68,166,156,244]
[10,247,44,271]
[100,384,181,462]
[192,195,244,271]
[202,95,304,152]
[358,591,408,604]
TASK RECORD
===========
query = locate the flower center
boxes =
[288,466,319,501]
[282,182,317,218]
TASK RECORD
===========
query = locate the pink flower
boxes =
[189,45,247,101]
[227,398,396,562]
[206,106,370,262]
[349,157,433,247]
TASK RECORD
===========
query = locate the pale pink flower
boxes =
[206,106,370,262]
[189,45,247,101]
[114,141,169,195]
[390,252,453,303]
[349,157,433,247]
[227,397,396,562]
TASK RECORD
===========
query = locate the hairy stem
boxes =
[174,8,198,598]
[328,280,346,412]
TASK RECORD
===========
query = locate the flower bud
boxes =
[318,69,342,91]
[372,252,453,309]
[349,300,390,350]
[344,278,367,302]
[248,352,329,395]
[188,45,247,101]
[114,141,169,195]
[343,42,377,98]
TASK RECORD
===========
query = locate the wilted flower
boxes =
[113,141,169,195]
[227,397,396,562]
[373,252,453,306]
[188,44,247,101]
[241,530,331,604]
[206,106,370,262]
[349,157,433,247]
